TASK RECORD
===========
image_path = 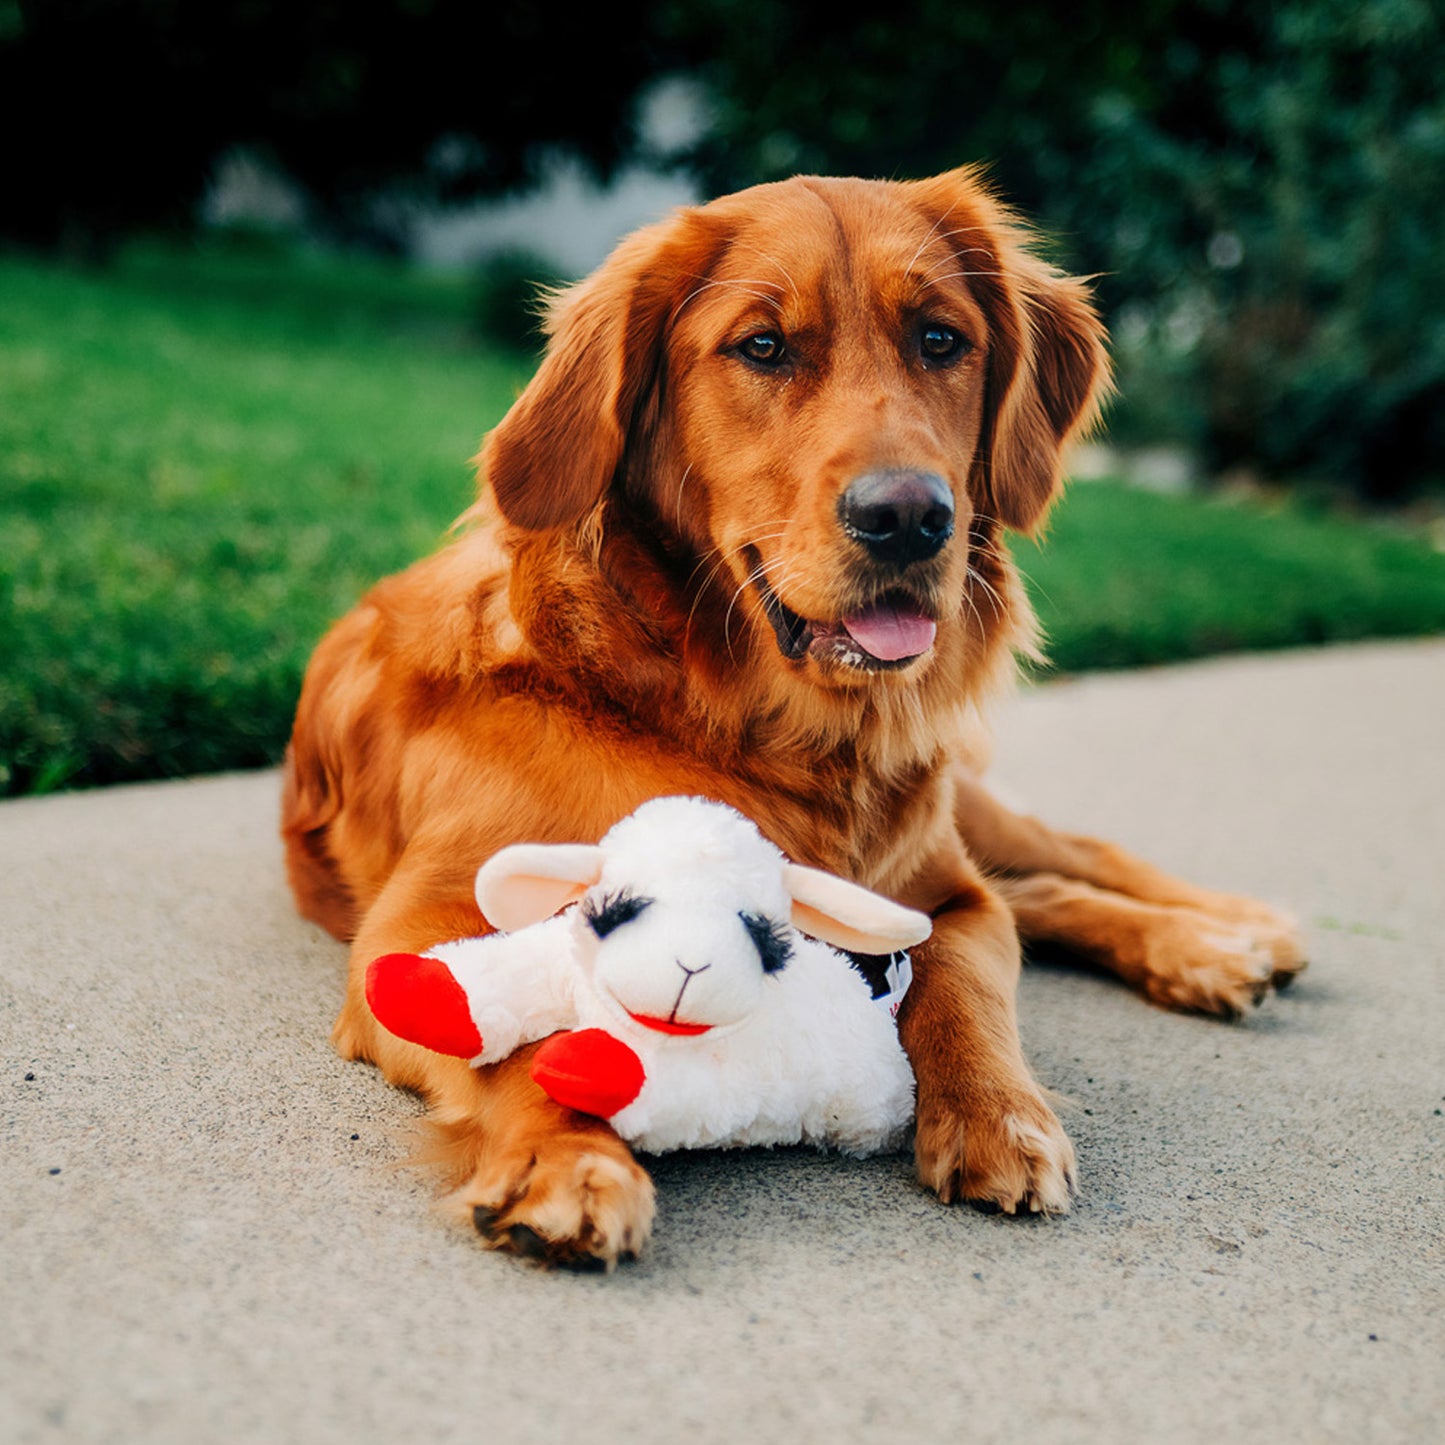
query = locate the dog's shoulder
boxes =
[362,525,522,680]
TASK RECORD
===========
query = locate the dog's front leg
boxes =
[333,852,655,1269]
[950,768,1306,1016]
[898,866,1075,1214]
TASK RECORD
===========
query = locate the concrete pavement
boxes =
[2,640,1442,1444]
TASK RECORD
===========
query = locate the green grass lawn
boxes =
[1017,485,1445,673]
[0,241,531,794]
[3,242,1444,797]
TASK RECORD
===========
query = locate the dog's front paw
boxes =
[915,1082,1076,1215]
[1144,911,1307,1019]
[458,1134,655,1270]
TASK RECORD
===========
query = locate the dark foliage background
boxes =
[3,0,1443,497]
[0,0,656,249]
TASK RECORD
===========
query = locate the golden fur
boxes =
[282,168,1304,1266]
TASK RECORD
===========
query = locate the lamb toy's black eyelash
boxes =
[739,912,793,973]
[584,891,653,938]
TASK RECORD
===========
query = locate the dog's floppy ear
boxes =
[476,210,722,531]
[474,843,605,931]
[782,864,933,956]
[913,169,1111,535]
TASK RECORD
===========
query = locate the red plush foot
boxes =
[365,953,483,1058]
[531,1029,645,1118]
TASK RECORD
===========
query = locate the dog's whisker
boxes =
[688,525,793,573]
[958,579,986,638]
[684,535,792,653]
[672,464,695,530]
[687,548,757,615]
[963,529,1017,615]
[721,560,761,660]
[916,236,992,271]
[684,554,738,625]
[722,552,805,661]
[913,245,995,289]
[929,226,989,245]
[904,198,963,275]
[916,272,1009,296]
[967,566,1008,621]
[967,525,1057,615]
[683,524,793,589]
[1006,558,1057,614]
[671,276,786,325]
[912,270,1008,292]
[730,247,803,306]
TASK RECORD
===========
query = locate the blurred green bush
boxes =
[1069,0,1444,500]
[472,249,567,353]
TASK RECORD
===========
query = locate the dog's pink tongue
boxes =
[842,602,937,662]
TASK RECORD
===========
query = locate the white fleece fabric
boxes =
[419,798,920,1156]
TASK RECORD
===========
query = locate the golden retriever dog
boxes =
[282,167,1304,1267]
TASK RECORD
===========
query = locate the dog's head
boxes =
[477,168,1108,691]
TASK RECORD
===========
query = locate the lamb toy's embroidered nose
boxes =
[626,960,714,1035]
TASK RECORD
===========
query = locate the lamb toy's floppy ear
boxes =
[782,865,933,955]
[475,843,606,932]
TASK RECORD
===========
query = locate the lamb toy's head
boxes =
[476,797,929,1039]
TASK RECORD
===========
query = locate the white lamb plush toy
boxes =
[365,796,930,1155]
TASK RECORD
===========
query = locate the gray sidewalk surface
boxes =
[3,640,1442,1444]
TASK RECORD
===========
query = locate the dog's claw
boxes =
[507,1223,549,1259]
[559,1251,610,1274]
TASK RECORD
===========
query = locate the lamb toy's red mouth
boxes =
[626,1011,714,1036]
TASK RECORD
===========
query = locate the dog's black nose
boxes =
[839,470,954,566]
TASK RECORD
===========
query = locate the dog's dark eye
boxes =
[920,324,968,362]
[739,331,786,367]
[739,912,793,974]
[584,891,653,938]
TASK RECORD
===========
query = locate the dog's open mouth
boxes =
[748,554,937,670]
